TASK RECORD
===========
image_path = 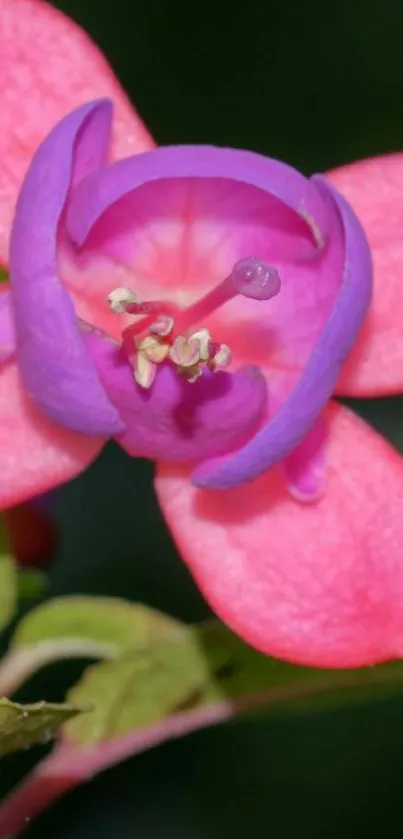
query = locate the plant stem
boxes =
[2,662,403,837]
[0,761,79,838]
[0,702,233,838]
[0,640,116,698]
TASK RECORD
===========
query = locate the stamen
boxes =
[130,333,172,389]
[107,257,280,389]
[149,315,174,337]
[138,335,170,364]
[168,329,231,380]
[169,335,202,368]
[180,365,203,383]
[108,287,140,314]
[108,287,175,318]
[190,328,212,361]
[209,344,232,371]
[134,352,157,389]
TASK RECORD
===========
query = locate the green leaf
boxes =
[0,597,185,698]
[0,555,17,633]
[12,595,183,655]
[0,697,83,756]
[64,626,211,742]
[0,268,8,284]
[64,620,403,745]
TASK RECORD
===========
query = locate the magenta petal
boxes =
[0,290,16,364]
[192,178,372,488]
[65,145,330,248]
[9,100,124,436]
[84,331,268,461]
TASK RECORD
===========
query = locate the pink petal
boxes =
[155,403,403,668]
[0,360,103,509]
[0,287,16,363]
[328,154,403,395]
[0,0,153,265]
[84,329,268,461]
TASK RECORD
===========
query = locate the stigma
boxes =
[107,257,280,389]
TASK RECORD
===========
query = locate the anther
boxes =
[209,344,232,371]
[107,287,140,314]
[169,335,202,368]
[190,328,212,361]
[149,315,174,337]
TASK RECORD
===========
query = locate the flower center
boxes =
[107,257,281,388]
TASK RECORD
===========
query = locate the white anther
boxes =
[138,334,170,364]
[190,328,212,361]
[169,335,201,368]
[149,315,174,337]
[108,287,140,314]
[212,344,232,370]
[133,353,157,389]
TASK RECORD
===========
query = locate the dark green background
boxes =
[52,0,403,169]
[5,0,403,836]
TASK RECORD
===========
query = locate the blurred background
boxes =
[53,0,403,169]
[4,0,403,836]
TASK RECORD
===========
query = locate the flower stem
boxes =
[0,703,233,838]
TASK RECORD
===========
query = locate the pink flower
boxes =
[1,0,403,668]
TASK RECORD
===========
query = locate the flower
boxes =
[1,0,403,668]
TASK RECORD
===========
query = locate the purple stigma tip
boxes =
[231,257,281,301]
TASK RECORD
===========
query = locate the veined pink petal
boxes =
[0,0,153,265]
[328,154,403,395]
[156,403,403,669]
[0,360,103,508]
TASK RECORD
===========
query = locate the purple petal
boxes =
[83,330,268,461]
[9,100,124,436]
[65,145,330,248]
[192,177,372,488]
[0,290,16,364]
